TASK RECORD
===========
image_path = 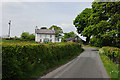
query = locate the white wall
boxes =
[35,33,55,43]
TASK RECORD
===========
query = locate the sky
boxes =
[2,1,92,40]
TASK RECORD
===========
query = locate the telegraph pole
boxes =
[8,20,11,38]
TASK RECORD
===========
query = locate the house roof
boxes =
[66,37,75,41]
[35,29,55,34]
[66,36,82,41]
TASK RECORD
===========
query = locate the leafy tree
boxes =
[41,27,47,29]
[61,38,67,42]
[61,31,77,42]
[116,21,120,47]
[73,8,92,43]
[21,32,35,40]
[49,25,63,41]
[29,34,35,40]
[64,31,77,39]
[89,1,120,47]
[21,32,29,39]
[73,1,120,47]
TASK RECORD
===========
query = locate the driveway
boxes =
[38,47,109,79]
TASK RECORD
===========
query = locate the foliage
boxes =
[73,8,92,43]
[61,31,77,42]
[90,2,120,47]
[2,39,35,43]
[49,25,63,40]
[14,36,18,39]
[90,35,113,47]
[99,52,119,78]
[99,47,120,78]
[40,27,47,29]
[101,47,120,64]
[61,38,67,42]
[74,1,120,47]
[21,32,35,40]
[63,31,77,39]
[29,34,35,40]
[21,32,29,39]
[2,42,84,80]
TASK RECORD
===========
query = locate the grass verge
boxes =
[99,53,119,78]
[81,44,101,49]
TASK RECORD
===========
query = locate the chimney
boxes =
[35,26,38,29]
[35,26,38,33]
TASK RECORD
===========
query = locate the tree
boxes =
[89,1,120,47]
[64,31,77,39]
[29,34,35,40]
[40,27,47,29]
[73,1,120,47]
[61,31,77,42]
[21,32,29,39]
[73,8,92,43]
[21,32,35,40]
[49,25,63,41]
[61,38,67,42]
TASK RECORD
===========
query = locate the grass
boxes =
[99,53,119,78]
[81,44,101,49]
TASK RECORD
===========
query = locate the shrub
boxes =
[2,42,83,80]
[100,47,120,64]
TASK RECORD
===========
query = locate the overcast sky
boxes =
[2,2,92,40]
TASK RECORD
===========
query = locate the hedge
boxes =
[2,42,83,80]
[100,47,120,64]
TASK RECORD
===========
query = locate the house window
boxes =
[44,38,49,42]
[40,34,42,38]
[50,35,52,38]
[45,35,47,38]
[47,34,49,37]
[40,39,42,42]
[50,39,52,42]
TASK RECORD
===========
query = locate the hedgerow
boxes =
[2,42,83,80]
[100,47,120,64]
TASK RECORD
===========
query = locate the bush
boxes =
[90,37,102,47]
[2,42,83,80]
[61,38,67,42]
[90,36,112,47]
[100,47,120,64]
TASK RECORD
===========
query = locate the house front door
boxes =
[44,38,49,42]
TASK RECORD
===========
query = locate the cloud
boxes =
[2,2,91,40]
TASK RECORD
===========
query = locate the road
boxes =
[38,47,109,79]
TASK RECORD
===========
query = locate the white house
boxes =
[35,26,56,43]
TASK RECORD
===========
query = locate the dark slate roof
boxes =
[66,37,75,41]
[66,36,82,41]
[35,29,55,34]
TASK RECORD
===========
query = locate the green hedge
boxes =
[101,47,120,64]
[2,42,83,80]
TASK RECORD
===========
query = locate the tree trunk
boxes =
[86,36,90,44]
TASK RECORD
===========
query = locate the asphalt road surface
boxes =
[38,47,109,79]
